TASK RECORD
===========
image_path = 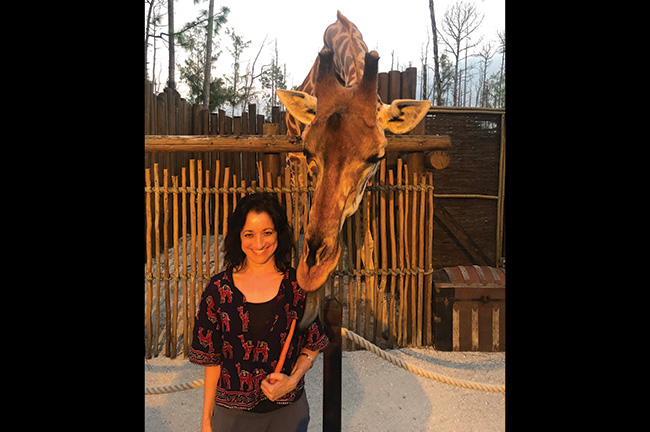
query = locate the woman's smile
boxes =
[250,246,270,255]
[240,211,278,266]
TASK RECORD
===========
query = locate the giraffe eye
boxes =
[366,153,385,165]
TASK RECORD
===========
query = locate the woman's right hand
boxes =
[200,420,212,432]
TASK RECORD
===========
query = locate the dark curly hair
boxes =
[223,193,294,272]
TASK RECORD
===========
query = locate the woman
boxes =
[190,193,330,432]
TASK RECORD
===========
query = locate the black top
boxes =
[246,284,301,413]
[243,297,288,413]
[247,298,276,344]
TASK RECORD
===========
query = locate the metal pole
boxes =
[322,296,342,432]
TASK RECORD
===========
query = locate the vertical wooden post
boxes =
[271,106,281,124]
[145,168,153,359]
[387,70,401,103]
[172,175,179,358]
[496,113,506,265]
[323,296,342,432]
[262,123,281,180]
[248,104,257,134]
[378,72,389,103]
[153,164,161,357]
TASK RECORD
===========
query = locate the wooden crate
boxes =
[433,266,505,352]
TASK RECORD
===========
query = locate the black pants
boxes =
[212,391,310,432]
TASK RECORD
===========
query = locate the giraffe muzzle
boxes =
[297,235,340,293]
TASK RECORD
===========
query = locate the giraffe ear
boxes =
[378,99,431,134]
[276,90,318,126]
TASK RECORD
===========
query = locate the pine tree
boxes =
[177,24,228,111]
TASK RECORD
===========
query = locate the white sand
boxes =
[145,347,505,431]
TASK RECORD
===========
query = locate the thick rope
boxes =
[145,327,504,395]
[341,328,505,394]
[145,379,205,395]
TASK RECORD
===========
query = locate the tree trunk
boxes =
[145,0,154,82]
[453,40,459,106]
[429,0,443,106]
[203,0,215,110]
[167,0,175,90]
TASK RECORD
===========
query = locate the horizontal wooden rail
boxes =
[144,134,451,153]
[428,106,505,115]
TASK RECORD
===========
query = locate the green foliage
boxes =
[179,56,229,111]
[176,7,230,112]
[260,62,286,118]
[223,27,251,114]
[437,53,454,106]
[485,70,505,108]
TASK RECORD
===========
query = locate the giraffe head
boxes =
[277,49,430,292]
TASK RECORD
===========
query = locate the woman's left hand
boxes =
[261,373,297,402]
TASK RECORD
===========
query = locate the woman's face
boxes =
[240,211,278,267]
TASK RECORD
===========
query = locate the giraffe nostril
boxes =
[306,238,319,268]
[306,238,329,268]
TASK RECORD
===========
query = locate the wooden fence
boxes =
[143,77,506,359]
[145,79,287,136]
[378,67,418,103]
[145,79,288,184]
[144,68,424,185]
[144,65,415,137]
[145,150,438,358]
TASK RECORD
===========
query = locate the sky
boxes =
[146,0,505,101]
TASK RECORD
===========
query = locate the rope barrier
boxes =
[332,267,434,277]
[145,328,504,395]
[145,379,205,395]
[341,328,505,394]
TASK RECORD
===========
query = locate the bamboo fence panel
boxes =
[144,156,437,358]
[172,175,179,358]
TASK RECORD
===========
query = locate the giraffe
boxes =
[277,11,430,324]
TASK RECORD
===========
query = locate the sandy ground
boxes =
[145,347,505,431]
